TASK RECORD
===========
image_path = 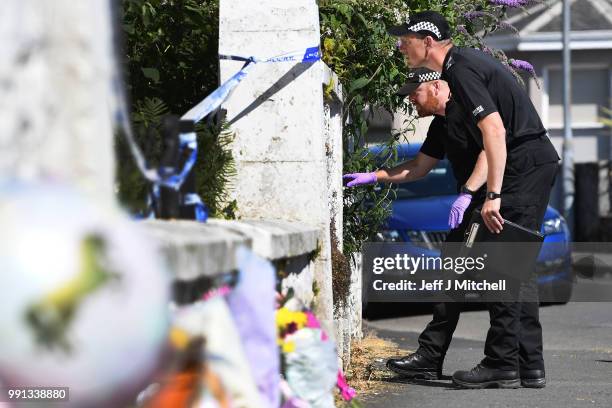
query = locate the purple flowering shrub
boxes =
[451,0,543,85]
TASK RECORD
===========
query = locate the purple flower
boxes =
[463,11,496,20]
[456,25,469,35]
[489,0,530,7]
[509,58,536,75]
[497,21,519,34]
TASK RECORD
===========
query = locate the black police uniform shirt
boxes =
[420,98,485,203]
[440,46,559,200]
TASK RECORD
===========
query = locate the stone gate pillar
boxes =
[218,0,337,335]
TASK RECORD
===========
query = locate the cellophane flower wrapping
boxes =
[284,328,338,408]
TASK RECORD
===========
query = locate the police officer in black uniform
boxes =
[344,69,490,379]
[388,11,560,389]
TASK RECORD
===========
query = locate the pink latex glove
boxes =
[448,193,472,229]
[343,172,377,187]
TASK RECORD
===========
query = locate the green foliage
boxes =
[122,0,219,113]
[319,0,413,258]
[320,0,411,118]
[319,0,518,259]
[118,0,237,218]
[194,120,238,219]
[342,145,401,263]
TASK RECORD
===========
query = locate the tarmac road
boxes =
[362,301,612,408]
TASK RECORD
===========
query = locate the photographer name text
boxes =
[372,279,506,292]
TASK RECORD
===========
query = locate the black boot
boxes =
[452,364,520,389]
[520,369,546,388]
[386,352,442,380]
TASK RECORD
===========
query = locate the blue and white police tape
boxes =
[153,131,198,190]
[117,45,321,191]
[182,46,321,123]
[182,193,208,222]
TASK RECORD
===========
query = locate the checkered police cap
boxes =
[397,68,442,96]
[417,70,441,82]
[387,10,451,41]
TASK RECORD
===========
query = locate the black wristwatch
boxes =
[486,192,501,200]
[460,184,476,196]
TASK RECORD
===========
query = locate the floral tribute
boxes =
[276,294,362,408]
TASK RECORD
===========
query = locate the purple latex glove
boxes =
[343,172,377,187]
[448,193,472,229]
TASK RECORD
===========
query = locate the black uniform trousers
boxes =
[414,200,478,365]
[481,159,558,371]
[416,150,558,372]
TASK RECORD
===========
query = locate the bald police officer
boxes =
[344,69,489,379]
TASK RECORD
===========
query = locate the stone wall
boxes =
[144,219,319,308]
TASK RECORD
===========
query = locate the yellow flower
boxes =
[282,341,296,353]
[276,307,307,329]
[169,327,190,350]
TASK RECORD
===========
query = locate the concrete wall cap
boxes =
[207,218,319,260]
[142,219,250,280]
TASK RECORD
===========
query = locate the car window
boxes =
[392,159,458,198]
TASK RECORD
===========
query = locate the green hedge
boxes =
[117,0,236,218]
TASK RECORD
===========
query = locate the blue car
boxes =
[368,143,573,304]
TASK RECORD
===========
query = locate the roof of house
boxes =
[484,0,612,51]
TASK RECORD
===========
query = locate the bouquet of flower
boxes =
[276,296,362,408]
